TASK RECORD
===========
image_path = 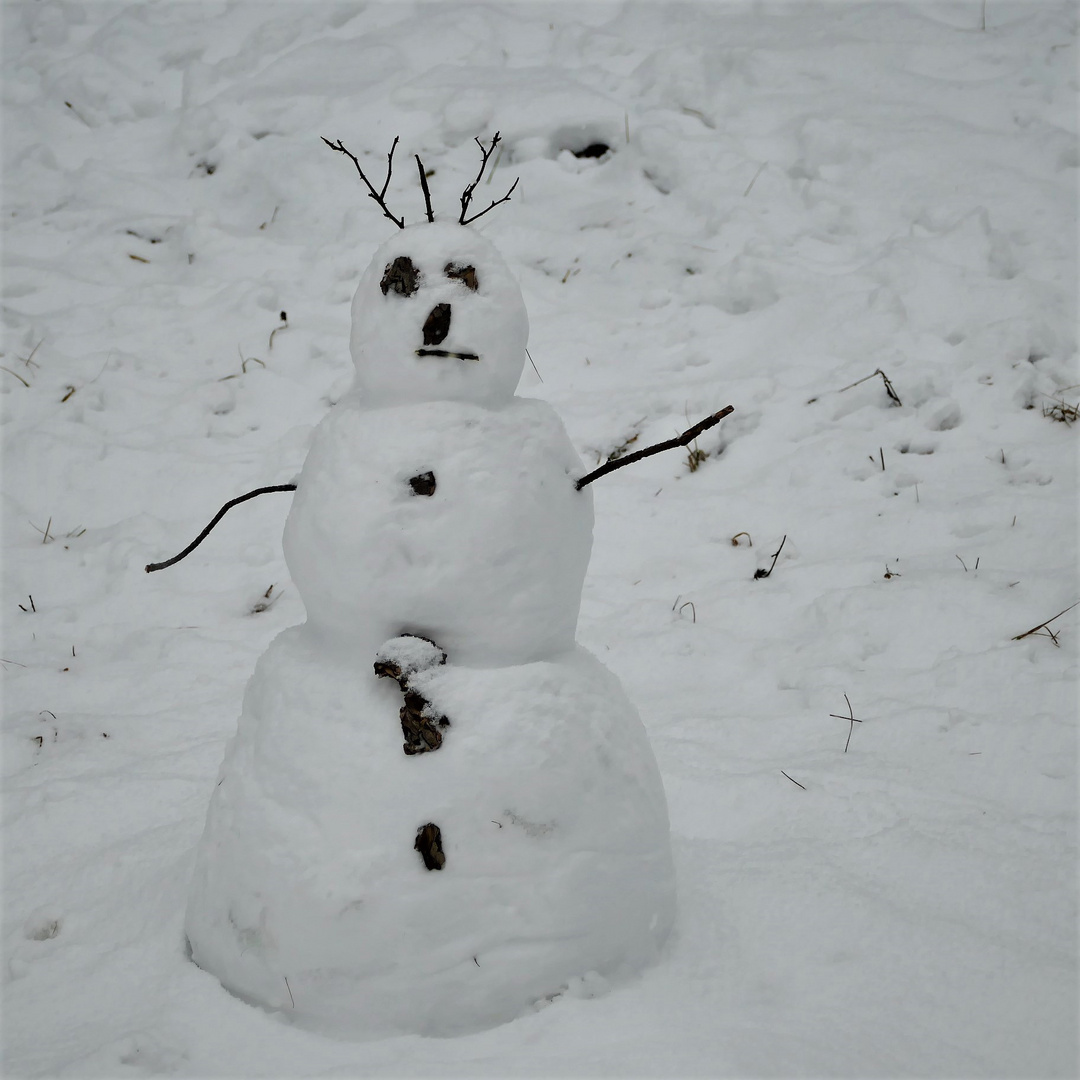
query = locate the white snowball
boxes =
[350,222,528,408]
[185,626,676,1038]
[283,397,593,667]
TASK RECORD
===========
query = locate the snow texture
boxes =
[2,1,1077,1076]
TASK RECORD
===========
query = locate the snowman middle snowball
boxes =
[285,223,592,666]
[185,220,676,1038]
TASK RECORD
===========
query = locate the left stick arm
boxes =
[145,484,297,573]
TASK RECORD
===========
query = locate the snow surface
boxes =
[2,1,1078,1076]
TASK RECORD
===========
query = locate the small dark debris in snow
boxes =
[194,160,216,176]
[250,584,279,615]
[685,444,707,472]
[605,428,641,463]
[408,471,436,496]
[573,142,610,159]
[1042,396,1078,424]
[415,823,445,870]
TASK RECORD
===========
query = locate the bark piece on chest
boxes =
[374,635,450,755]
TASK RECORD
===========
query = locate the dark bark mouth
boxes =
[415,348,480,361]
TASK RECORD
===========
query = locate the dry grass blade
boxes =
[839,368,902,407]
[1012,601,1079,646]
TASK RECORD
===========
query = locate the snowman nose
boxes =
[423,303,451,347]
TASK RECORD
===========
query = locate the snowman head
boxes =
[350,221,528,408]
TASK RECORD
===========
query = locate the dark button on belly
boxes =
[408,472,436,496]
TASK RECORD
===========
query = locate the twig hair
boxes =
[459,132,519,225]
[321,136,405,229]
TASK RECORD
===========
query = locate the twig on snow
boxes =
[839,368,902,407]
[743,161,767,197]
[830,694,863,753]
[1011,601,1079,647]
[30,517,53,544]
[269,311,288,350]
[754,535,787,579]
[1,366,30,388]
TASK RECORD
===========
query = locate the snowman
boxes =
[165,136,728,1038]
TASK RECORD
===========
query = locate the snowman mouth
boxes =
[415,348,480,361]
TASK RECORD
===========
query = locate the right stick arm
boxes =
[575,406,734,490]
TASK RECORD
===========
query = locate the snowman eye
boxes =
[444,263,478,291]
[381,256,420,297]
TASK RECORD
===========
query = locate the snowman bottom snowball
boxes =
[184,627,676,1038]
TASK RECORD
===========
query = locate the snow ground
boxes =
[2,1,1077,1076]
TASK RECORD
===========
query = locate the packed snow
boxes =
[2,1,1077,1076]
